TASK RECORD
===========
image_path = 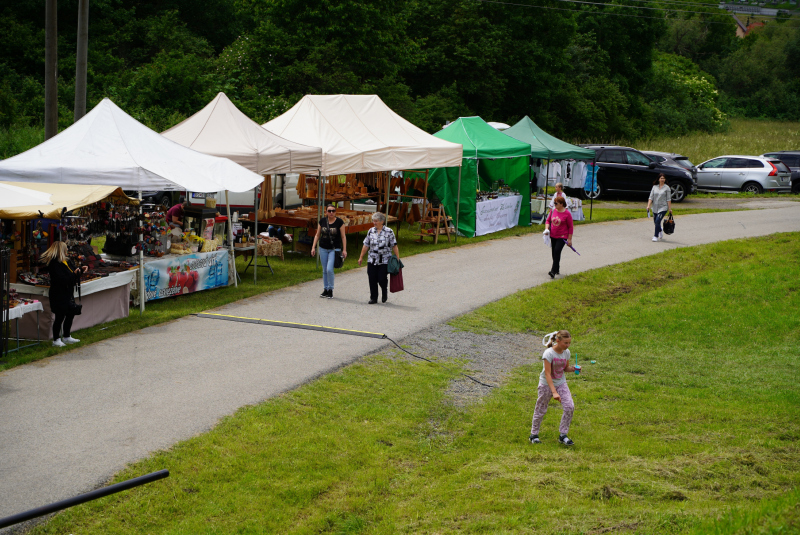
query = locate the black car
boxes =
[123,191,177,207]
[761,151,800,193]
[579,145,697,202]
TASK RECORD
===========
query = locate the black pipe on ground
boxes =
[0,469,169,529]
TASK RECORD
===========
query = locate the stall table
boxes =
[10,270,135,340]
[474,195,523,236]
[2,301,43,351]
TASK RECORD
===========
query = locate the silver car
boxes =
[695,155,792,193]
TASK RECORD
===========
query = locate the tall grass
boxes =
[29,233,800,534]
[637,118,800,165]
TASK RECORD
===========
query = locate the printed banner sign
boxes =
[143,249,229,302]
[475,195,522,236]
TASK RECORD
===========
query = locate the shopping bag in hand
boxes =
[390,268,404,293]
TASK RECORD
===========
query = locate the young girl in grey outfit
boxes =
[530,330,577,446]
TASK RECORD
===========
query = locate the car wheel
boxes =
[582,181,602,200]
[741,182,763,194]
[668,181,686,203]
[160,194,172,208]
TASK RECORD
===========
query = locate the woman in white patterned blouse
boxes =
[358,212,400,304]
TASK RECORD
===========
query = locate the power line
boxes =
[469,0,785,22]
[558,0,785,18]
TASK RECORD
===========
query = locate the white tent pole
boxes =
[226,191,237,288]
[455,165,462,243]
[138,190,145,314]
[316,173,323,269]
[254,185,258,284]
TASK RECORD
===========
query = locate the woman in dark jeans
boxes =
[41,241,87,347]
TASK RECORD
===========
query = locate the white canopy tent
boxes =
[162,92,322,175]
[263,94,462,175]
[162,92,324,282]
[0,98,265,309]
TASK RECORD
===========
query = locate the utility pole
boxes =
[74,0,89,121]
[44,0,58,139]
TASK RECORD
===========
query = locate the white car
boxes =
[695,155,792,193]
[186,174,303,213]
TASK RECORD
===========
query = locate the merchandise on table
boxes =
[2,288,38,309]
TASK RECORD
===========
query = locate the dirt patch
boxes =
[385,324,541,407]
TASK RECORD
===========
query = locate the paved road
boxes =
[2,205,799,524]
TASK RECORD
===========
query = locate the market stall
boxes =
[0,183,140,338]
[0,98,264,312]
[503,116,595,221]
[161,92,323,280]
[427,117,532,237]
[262,95,462,243]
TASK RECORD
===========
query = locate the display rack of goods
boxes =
[296,172,388,202]
[141,209,169,257]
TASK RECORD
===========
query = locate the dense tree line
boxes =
[0,0,797,143]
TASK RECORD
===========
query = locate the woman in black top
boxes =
[41,242,87,347]
[311,204,347,299]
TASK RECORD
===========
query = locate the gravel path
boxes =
[2,205,800,532]
[387,324,540,408]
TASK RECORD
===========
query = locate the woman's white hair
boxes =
[372,212,387,224]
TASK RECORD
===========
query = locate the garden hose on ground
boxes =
[194,313,495,389]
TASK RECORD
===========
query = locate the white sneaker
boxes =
[659,231,664,240]
[53,339,66,347]
[62,336,80,344]
[652,237,658,242]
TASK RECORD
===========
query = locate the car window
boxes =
[648,155,666,163]
[675,157,694,169]
[771,160,790,173]
[598,150,625,164]
[726,158,752,168]
[746,159,766,169]
[626,151,652,166]
[780,156,800,167]
[701,158,727,169]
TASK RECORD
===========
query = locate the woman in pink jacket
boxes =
[544,197,574,278]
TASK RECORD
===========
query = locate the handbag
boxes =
[663,212,675,235]
[68,276,82,316]
[334,250,343,269]
[390,268,404,293]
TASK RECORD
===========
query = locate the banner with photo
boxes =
[143,249,229,302]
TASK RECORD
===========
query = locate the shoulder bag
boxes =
[663,211,675,235]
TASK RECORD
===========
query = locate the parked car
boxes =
[123,190,178,207]
[761,151,800,193]
[186,174,303,214]
[642,151,698,182]
[579,145,696,202]
[695,155,792,193]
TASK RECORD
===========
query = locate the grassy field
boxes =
[636,118,800,165]
[0,206,734,372]
[28,232,800,534]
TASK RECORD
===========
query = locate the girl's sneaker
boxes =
[558,434,574,446]
[529,434,541,444]
[53,339,66,347]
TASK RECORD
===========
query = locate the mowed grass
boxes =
[637,118,800,165]
[31,233,800,534]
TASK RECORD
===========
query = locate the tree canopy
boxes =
[1,0,798,143]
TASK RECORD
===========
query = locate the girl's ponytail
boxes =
[543,330,571,348]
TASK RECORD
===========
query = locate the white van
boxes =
[185,174,302,214]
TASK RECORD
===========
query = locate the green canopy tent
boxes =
[503,116,596,219]
[428,117,532,238]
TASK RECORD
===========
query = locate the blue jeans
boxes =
[319,248,340,290]
[654,211,667,237]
